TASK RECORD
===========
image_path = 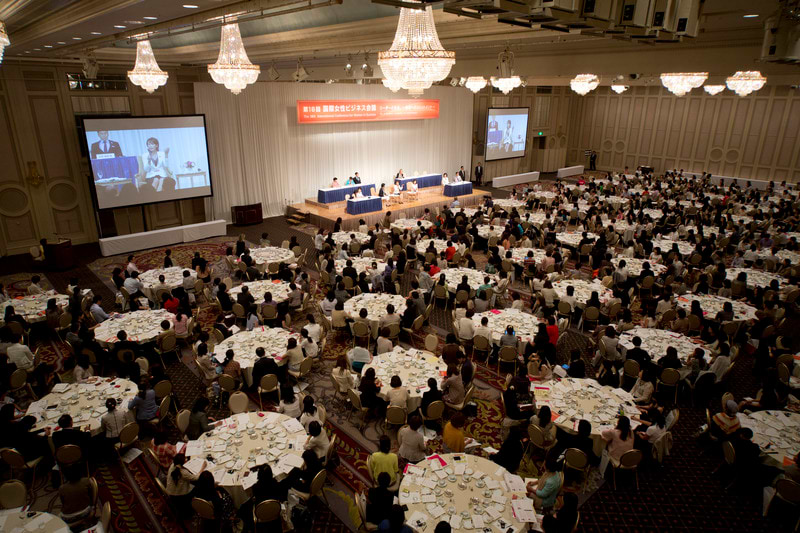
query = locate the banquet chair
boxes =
[0,479,27,509]
[712,441,738,489]
[115,423,140,460]
[328,374,349,411]
[253,499,283,529]
[433,285,449,309]
[100,501,112,533]
[610,449,643,490]
[288,357,314,383]
[8,368,37,401]
[191,497,217,531]
[0,448,43,500]
[657,368,681,404]
[258,374,280,411]
[424,334,439,353]
[445,384,474,412]
[402,315,426,348]
[384,405,407,432]
[497,345,518,374]
[564,448,590,492]
[386,323,401,345]
[622,360,640,391]
[155,333,179,368]
[222,277,234,290]
[352,321,371,350]
[232,303,247,325]
[557,301,572,329]
[421,400,445,430]
[687,314,702,337]
[356,492,380,532]
[323,433,337,467]
[145,448,168,483]
[176,409,191,441]
[155,289,171,308]
[228,391,249,414]
[55,444,87,480]
[57,312,73,339]
[347,389,370,432]
[471,335,491,363]
[526,424,556,473]
[765,479,800,530]
[150,396,171,427]
[293,469,329,506]
[119,287,131,311]
[580,307,600,333]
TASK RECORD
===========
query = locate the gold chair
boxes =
[191,497,216,530]
[258,374,280,410]
[766,478,800,529]
[0,479,26,509]
[356,491,380,532]
[564,448,590,492]
[0,448,43,498]
[176,409,191,440]
[433,284,449,309]
[610,449,643,490]
[424,334,438,352]
[55,444,86,480]
[352,321,371,349]
[421,400,445,428]
[385,405,407,431]
[8,368,36,401]
[657,368,680,404]
[101,501,112,533]
[254,499,282,528]
[472,335,491,362]
[293,469,329,506]
[288,357,314,383]
[497,345,518,374]
[347,388,370,431]
[228,391,249,414]
[445,384,474,412]
[115,422,140,459]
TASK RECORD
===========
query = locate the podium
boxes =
[231,203,263,225]
[45,240,74,271]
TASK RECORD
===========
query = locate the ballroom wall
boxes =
[194,83,474,221]
[0,64,208,256]
[564,85,800,182]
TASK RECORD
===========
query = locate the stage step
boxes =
[285,208,309,225]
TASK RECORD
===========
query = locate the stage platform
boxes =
[289,186,489,232]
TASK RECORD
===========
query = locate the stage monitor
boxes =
[82,115,213,210]
[486,107,529,161]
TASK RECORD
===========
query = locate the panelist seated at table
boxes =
[329,177,341,188]
[441,173,449,185]
[352,187,365,199]
[405,180,419,199]
[90,130,124,159]
[395,169,405,180]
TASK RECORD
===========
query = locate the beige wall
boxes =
[0,64,208,257]
[471,85,571,182]
[565,85,800,182]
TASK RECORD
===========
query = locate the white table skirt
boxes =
[99,219,227,256]
[556,165,584,178]
[492,171,540,188]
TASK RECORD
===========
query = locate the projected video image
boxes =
[84,115,212,210]
[486,108,529,161]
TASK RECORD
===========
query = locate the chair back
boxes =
[410,315,425,332]
[325,434,338,465]
[254,499,281,523]
[101,501,111,532]
[528,424,546,448]
[424,334,438,352]
[777,363,790,384]
[298,356,313,377]
[687,314,702,332]
[425,400,445,421]
[455,290,469,304]
[386,406,407,426]
[353,321,370,338]
[434,284,448,299]
[584,306,600,321]
[119,422,139,446]
[176,409,191,436]
[156,289,171,304]
[775,478,800,505]
[309,469,327,497]
[191,497,216,519]
[565,448,588,470]
[194,279,205,294]
[158,396,171,420]
[58,312,72,329]
[159,333,177,352]
[55,444,83,467]
[659,368,680,386]
[667,409,680,431]
[260,374,279,392]
[232,303,246,319]
[619,449,643,469]
[623,359,640,378]
[154,379,172,399]
[0,479,26,509]
[498,345,517,363]
[262,305,278,321]
[347,388,363,410]
[218,374,237,392]
[473,335,490,351]
[8,369,28,390]
[558,301,572,315]
[721,440,736,465]
[229,391,249,414]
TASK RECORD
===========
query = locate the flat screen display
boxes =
[486,107,529,161]
[82,115,212,210]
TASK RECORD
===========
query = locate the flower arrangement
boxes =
[183,161,195,170]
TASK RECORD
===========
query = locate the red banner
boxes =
[297,99,439,124]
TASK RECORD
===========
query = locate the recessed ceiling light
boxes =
[24,51,30,53]
[44,45,53,48]
[114,25,126,29]
[743,14,759,18]
[124,20,144,24]
[33,48,41,51]
[183,4,199,8]
[90,31,102,35]
[72,37,82,40]
[143,16,158,20]
[57,41,66,45]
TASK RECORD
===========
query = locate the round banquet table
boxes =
[676,294,758,322]
[334,258,388,277]
[764,249,800,265]
[725,268,787,289]
[432,268,499,294]
[94,309,175,347]
[471,309,541,346]
[533,377,639,455]
[508,248,546,267]
[391,218,433,233]
[652,238,695,256]
[229,279,292,305]
[0,510,70,533]
[343,293,407,337]
[0,292,69,325]
[362,346,443,412]
[212,327,301,387]
[248,246,296,270]
[399,453,532,533]
[618,327,707,367]
[492,198,526,209]
[610,257,667,278]
[416,239,450,256]
[452,208,481,218]
[738,410,800,468]
[139,266,196,301]
[184,411,307,507]
[551,279,613,308]
[331,231,371,247]
[475,225,504,240]
[26,378,136,436]
[556,232,599,248]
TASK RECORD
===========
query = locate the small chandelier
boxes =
[726,71,766,97]
[491,76,521,94]
[378,2,455,96]
[570,74,599,95]
[464,76,487,93]
[382,78,402,92]
[208,23,260,95]
[703,85,725,95]
[610,85,628,94]
[127,40,168,93]
[660,72,708,96]
[0,21,9,65]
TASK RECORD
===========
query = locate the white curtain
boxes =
[194,82,474,221]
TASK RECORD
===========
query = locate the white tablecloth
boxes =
[392,219,433,233]
[94,309,175,346]
[335,258,387,277]
[619,327,704,365]
[472,309,542,344]
[0,291,69,324]
[433,268,498,294]
[344,293,407,336]
[610,257,667,277]
[0,510,70,533]
[229,279,292,305]
[738,410,800,468]
[725,268,787,289]
[99,219,227,256]
[551,279,613,307]
[139,267,196,301]
[363,346,443,412]
[212,327,301,386]
[331,231,372,247]
[248,246,296,269]
[676,294,757,322]
[417,239,450,256]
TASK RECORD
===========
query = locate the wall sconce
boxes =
[26,161,44,187]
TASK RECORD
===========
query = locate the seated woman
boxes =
[491,423,526,473]
[286,450,324,493]
[59,464,94,526]
[525,453,563,512]
[191,470,237,528]
[442,412,467,453]
[367,473,395,524]
[398,416,427,464]
[165,453,205,518]
[369,435,400,486]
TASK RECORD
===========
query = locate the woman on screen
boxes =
[502,120,515,152]
[139,137,171,193]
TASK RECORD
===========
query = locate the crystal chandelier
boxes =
[660,72,708,96]
[127,40,168,93]
[208,23,260,95]
[464,76,487,93]
[0,22,9,65]
[570,74,599,95]
[726,71,766,97]
[610,85,628,94]
[703,85,725,95]
[491,76,521,95]
[382,78,402,92]
[378,3,455,96]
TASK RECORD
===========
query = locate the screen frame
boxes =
[80,113,214,211]
[485,107,530,162]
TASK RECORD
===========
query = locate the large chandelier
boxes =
[491,76,521,94]
[127,40,168,93]
[382,78,402,92]
[208,23,260,95]
[570,74,599,95]
[610,85,628,94]
[703,85,725,95]
[726,71,766,97]
[660,72,707,96]
[465,76,487,93]
[378,3,455,96]
[0,22,8,65]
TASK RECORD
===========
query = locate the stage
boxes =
[289,185,489,232]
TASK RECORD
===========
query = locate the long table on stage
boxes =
[396,173,442,190]
[317,184,375,203]
[346,196,383,215]
[443,182,472,197]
